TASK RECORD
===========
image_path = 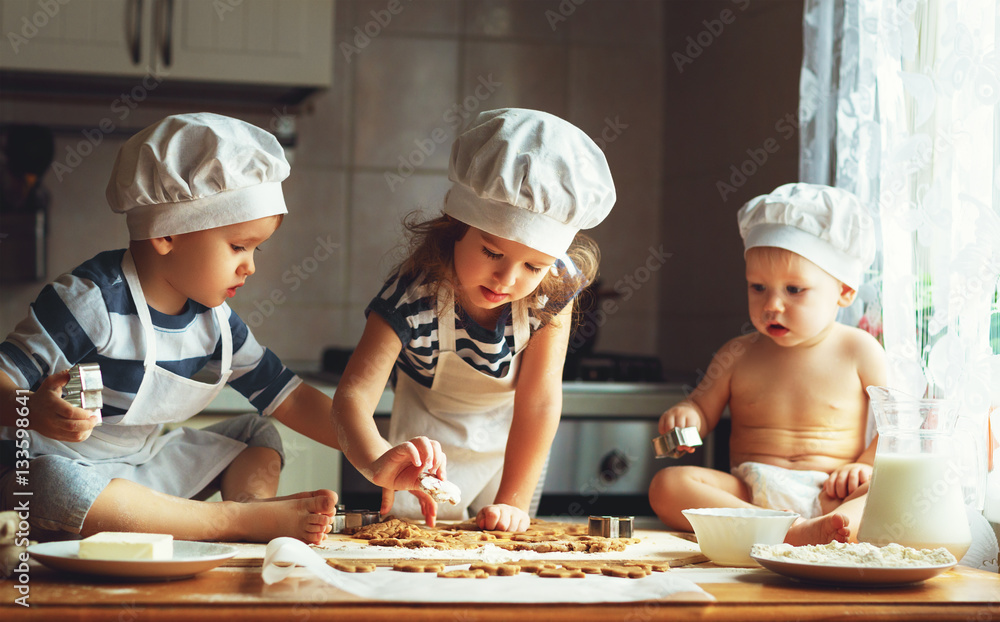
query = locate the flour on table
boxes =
[751,542,956,567]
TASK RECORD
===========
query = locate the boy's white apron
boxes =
[388,292,539,520]
[29,250,247,498]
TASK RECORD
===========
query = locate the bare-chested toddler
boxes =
[649,183,886,546]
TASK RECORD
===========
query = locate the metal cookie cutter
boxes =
[652,426,702,459]
[334,508,381,534]
[63,363,103,425]
[588,515,634,539]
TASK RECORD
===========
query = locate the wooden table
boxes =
[3,562,998,621]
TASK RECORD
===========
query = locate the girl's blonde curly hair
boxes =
[395,213,600,329]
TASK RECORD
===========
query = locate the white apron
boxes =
[388,291,543,520]
[29,250,247,498]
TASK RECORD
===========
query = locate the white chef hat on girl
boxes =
[737,183,876,290]
[443,108,616,257]
[106,112,289,240]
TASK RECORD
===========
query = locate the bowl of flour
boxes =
[750,542,958,586]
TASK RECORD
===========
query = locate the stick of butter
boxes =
[78,532,174,561]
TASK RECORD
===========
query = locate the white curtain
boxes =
[800,0,999,533]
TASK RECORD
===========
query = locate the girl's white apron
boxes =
[30,250,247,498]
[388,291,545,520]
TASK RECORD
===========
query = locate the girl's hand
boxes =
[28,371,101,442]
[823,463,872,499]
[371,436,446,514]
[476,504,530,533]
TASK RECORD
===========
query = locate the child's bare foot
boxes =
[252,489,340,504]
[233,489,338,544]
[784,513,850,546]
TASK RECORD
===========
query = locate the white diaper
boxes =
[732,461,829,519]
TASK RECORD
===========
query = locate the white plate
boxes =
[751,554,956,587]
[28,540,238,581]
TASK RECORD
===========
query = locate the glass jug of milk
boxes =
[857,386,973,560]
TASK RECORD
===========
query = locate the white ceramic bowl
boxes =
[682,508,799,567]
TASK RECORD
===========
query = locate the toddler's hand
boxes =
[823,462,872,499]
[29,371,101,443]
[476,504,530,533]
[657,404,700,435]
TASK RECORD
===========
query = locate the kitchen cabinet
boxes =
[0,0,332,88]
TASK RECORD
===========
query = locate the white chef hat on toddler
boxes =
[106,112,290,240]
[737,183,876,291]
[443,108,616,258]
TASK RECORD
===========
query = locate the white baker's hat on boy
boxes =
[107,112,290,240]
[737,183,875,290]
[443,108,616,257]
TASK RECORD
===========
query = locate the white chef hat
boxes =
[106,112,290,240]
[737,183,875,290]
[443,108,616,257]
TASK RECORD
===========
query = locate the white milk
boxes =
[857,452,972,560]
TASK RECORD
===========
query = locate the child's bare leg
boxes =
[220,447,282,501]
[81,478,337,543]
[784,483,868,546]
[649,465,754,530]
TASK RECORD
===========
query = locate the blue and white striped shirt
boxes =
[366,265,578,389]
[0,249,298,423]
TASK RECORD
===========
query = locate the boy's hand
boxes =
[823,462,872,499]
[476,504,529,533]
[658,404,701,435]
[29,371,101,442]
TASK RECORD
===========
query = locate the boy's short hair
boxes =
[737,183,875,290]
[106,112,289,240]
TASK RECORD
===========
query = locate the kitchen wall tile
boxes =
[352,37,460,169]
[664,0,802,179]
[461,41,568,119]
[565,41,664,360]
[347,0,462,35]
[296,33,354,170]
[565,0,663,44]
[658,171,756,371]
[346,171,452,309]
[230,169,348,312]
[247,304,347,363]
[463,0,567,41]
[593,306,661,356]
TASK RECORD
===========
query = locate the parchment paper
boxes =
[261,537,714,603]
